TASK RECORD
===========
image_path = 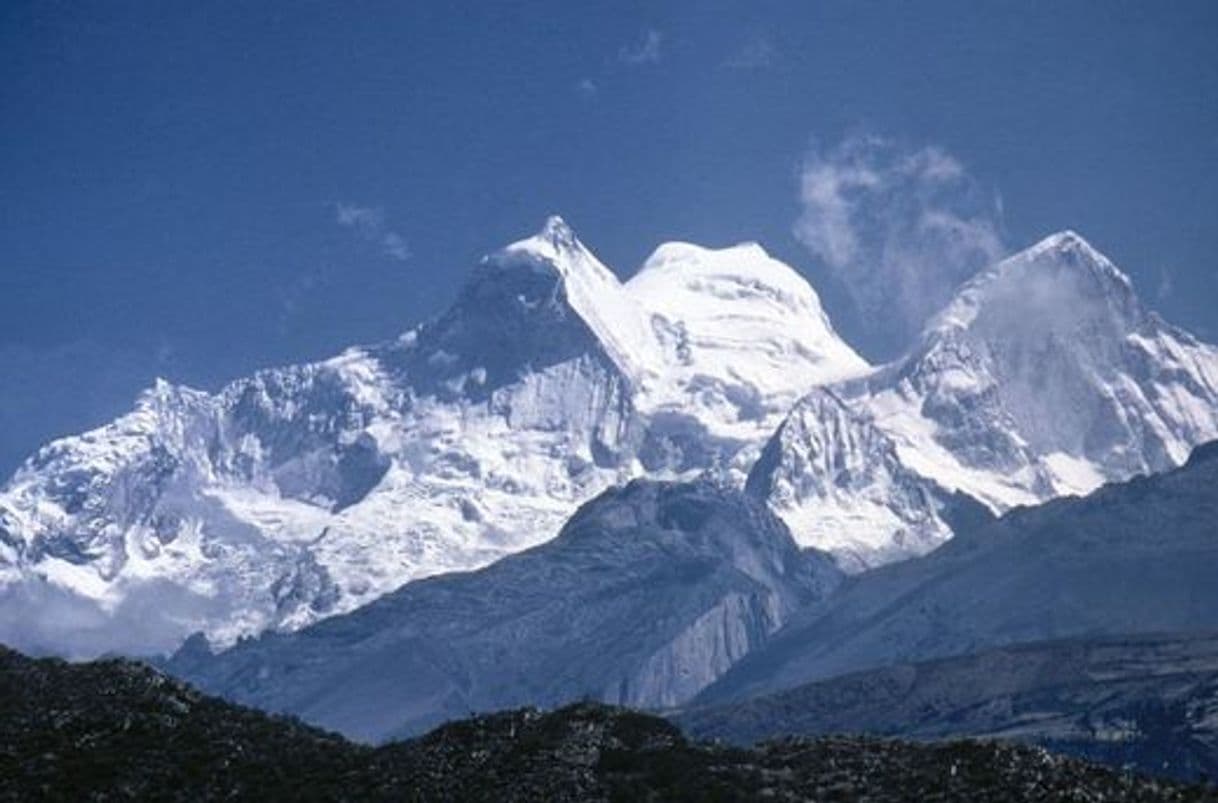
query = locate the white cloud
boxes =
[724,34,776,70]
[576,78,598,98]
[1157,265,1174,302]
[381,232,410,262]
[335,203,411,262]
[793,134,1005,355]
[618,29,662,65]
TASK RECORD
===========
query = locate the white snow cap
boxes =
[627,238,870,394]
[499,215,583,262]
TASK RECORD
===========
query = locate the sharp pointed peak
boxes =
[1039,234,1135,300]
[1037,228,1088,248]
[956,229,1133,297]
[139,377,189,400]
[490,214,590,267]
[132,378,210,415]
[538,214,577,246]
[923,229,1143,339]
[1027,229,1108,262]
[517,214,582,256]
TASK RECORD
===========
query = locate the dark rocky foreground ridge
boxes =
[2,646,1215,802]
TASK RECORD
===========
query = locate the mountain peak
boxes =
[630,240,830,319]
[133,378,210,416]
[1034,228,1088,251]
[624,238,870,407]
[1013,229,1133,290]
[469,218,661,387]
[538,214,576,247]
[926,230,1139,338]
[495,215,585,266]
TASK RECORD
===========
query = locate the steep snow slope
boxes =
[0,217,866,657]
[166,480,841,742]
[754,231,1218,567]
[699,440,1218,706]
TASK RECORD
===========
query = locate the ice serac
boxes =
[166,479,842,742]
[755,231,1218,567]
[0,217,864,657]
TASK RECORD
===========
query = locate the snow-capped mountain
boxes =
[0,217,866,657]
[752,231,1218,569]
[166,479,841,742]
[3,221,1214,657]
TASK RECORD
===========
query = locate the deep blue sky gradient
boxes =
[1,0,1216,472]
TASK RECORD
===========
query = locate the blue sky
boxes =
[1,0,1216,473]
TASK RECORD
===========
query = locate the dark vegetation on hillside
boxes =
[3,646,1216,802]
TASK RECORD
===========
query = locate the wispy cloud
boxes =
[576,78,598,99]
[793,133,1005,356]
[1157,265,1174,302]
[724,34,776,70]
[618,29,662,65]
[275,268,323,334]
[335,203,411,262]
